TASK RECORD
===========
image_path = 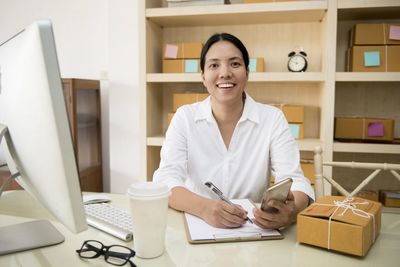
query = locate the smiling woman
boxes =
[153,33,314,231]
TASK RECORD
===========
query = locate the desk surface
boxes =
[0,191,399,267]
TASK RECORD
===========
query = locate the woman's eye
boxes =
[208,63,218,69]
[231,61,241,67]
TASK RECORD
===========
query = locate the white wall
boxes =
[0,0,141,193]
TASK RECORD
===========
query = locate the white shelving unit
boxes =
[139,0,400,200]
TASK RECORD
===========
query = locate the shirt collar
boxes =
[194,92,260,124]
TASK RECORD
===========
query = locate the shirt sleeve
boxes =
[152,107,189,190]
[269,110,315,201]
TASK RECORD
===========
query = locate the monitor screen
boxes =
[0,20,87,238]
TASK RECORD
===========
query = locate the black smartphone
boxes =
[260,178,293,213]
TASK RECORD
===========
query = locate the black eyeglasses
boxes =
[76,240,136,267]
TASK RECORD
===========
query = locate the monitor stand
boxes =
[0,124,65,256]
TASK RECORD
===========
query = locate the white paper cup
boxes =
[127,182,170,258]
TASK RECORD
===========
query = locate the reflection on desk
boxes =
[0,190,399,267]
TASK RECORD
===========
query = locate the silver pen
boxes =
[205,181,253,224]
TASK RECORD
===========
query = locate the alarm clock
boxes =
[287,50,308,72]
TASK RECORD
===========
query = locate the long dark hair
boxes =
[200,33,249,73]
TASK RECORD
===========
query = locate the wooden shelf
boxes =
[382,206,400,214]
[147,136,322,152]
[147,72,325,83]
[333,142,400,154]
[336,72,400,82]
[146,1,327,26]
[337,0,400,20]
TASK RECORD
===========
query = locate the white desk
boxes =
[0,191,399,267]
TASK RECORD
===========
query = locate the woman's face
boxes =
[202,40,248,106]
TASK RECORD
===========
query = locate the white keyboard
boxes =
[84,203,133,241]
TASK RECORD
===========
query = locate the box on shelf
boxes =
[349,45,400,72]
[271,104,304,123]
[162,59,200,73]
[163,42,203,59]
[249,58,264,72]
[356,190,379,202]
[380,190,400,208]
[387,46,400,71]
[334,117,395,142]
[297,196,382,256]
[289,123,304,140]
[301,161,315,184]
[350,23,400,46]
[173,93,209,112]
[349,46,386,72]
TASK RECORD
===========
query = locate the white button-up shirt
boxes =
[153,94,315,202]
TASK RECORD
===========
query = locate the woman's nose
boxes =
[219,64,232,79]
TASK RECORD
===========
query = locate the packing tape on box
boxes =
[315,197,376,250]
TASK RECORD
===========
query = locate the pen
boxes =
[205,181,253,224]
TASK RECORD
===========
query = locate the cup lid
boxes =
[127,182,170,198]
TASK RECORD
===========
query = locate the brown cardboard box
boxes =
[163,43,202,59]
[349,46,386,72]
[249,57,264,72]
[356,190,379,202]
[301,162,315,184]
[163,59,184,73]
[387,46,400,71]
[270,104,304,123]
[380,190,400,207]
[289,123,304,140]
[351,24,386,46]
[335,117,394,142]
[173,93,209,112]
[297,196,382,256]
[162,59,200,73]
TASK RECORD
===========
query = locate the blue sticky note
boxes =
[249,58,257,72]
[364,51,380,67]
[185,60,198,73]
[289,124,300,139]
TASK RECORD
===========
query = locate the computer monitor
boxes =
[0,20,87,254]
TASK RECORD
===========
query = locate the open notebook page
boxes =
[184,199,281,241]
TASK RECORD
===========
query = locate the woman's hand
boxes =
[202,199,248,228]
[253,191,297,229]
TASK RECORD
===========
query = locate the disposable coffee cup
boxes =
[127,182,170,258]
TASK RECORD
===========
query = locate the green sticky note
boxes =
[249,58,257,72]
[289,124,300,139]
[364,51,380,67]
[185,60,198,73]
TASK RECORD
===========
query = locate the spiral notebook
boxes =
[183,199,283,244]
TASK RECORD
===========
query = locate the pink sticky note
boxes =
[164,44,178,59]
[368,122,384,137]
[389,25,400,40]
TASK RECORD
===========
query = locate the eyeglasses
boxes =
[76,240,136,267]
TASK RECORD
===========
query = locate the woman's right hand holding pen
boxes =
[201,198,248,228]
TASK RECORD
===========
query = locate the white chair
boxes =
[313,146,400,200]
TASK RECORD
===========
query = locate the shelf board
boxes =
[333,142,400,154]
[336,72,400,82]
[338,0,400,20]
[147,136,322,151]
[382,207,400,214]
[146,1,327,27]
[147,72,324,83]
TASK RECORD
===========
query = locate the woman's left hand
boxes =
[252,191,297,229]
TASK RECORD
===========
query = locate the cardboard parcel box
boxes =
[297,196,381,257]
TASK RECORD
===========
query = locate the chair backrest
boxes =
[313,146,400,200]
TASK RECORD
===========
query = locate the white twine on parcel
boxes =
[315,197,376,250]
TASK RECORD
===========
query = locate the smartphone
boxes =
[260,178,293,213]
